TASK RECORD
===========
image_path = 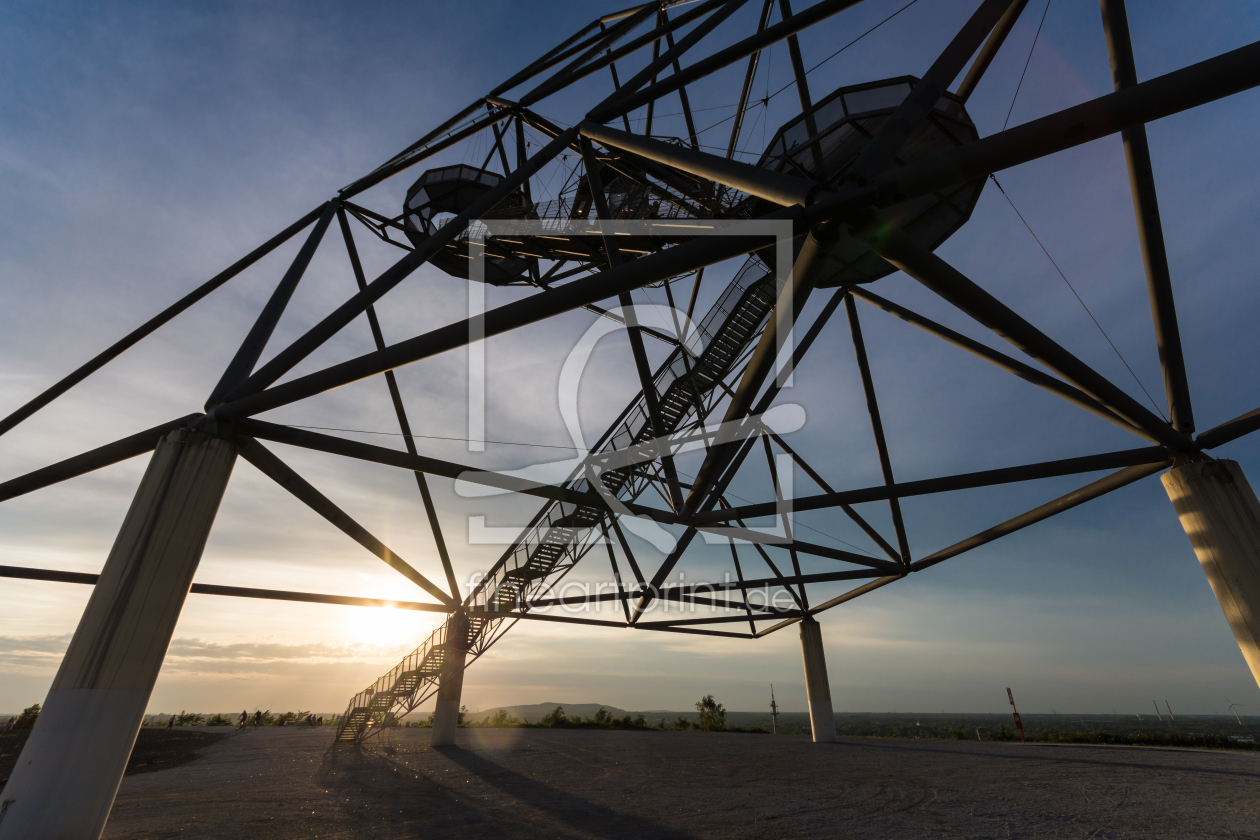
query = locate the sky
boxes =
[2,0,1260,719]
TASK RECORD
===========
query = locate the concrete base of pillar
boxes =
[430,698,461,746]
[800,617,836,743]
[1163,459,1260,687]
[0,429,236,840]
[0,689,148,837]
[430,635,467,747]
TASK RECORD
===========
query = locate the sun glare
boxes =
[344,599,443,648]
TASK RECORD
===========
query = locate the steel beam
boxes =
[221,127,579,404]
[695,445,1171,524]
[520,3,660,107]
[1197,406,1260,451]
[522,1,727,109]
[214,37,1260,433]
[1100,0,1194,434]
[235,419,679,524]
[340,108,513,199]
[879,37,1260,206]
[214,223,784,423]
[236,437,455,606]
[339,208,460,601]
[0,414,199,503]
[955,0,1032,102]
[0,205,325,439]
[581,121,818,206]
[683,225,833,517]
[912,460,1169,570]
[845,292,912,565]
[763,429,902,563]
[852,288,1150,440]
[581,137,685,510]
[846,0,1014,186]
[206,200,338,408]
[588,0,751,120]
[854,218,1190,450]
[592,0,866,122]
[0,565,452,612]
[727,0,775,159]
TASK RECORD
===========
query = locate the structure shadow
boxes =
[433,744,698,840]
[840,737,1260,780]
[317,742,697,840]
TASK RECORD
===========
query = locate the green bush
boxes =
[205,714,233,727]
[695,695,726,732]
[12,704,40,730]
[541,706,570,728]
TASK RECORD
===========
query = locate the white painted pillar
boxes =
[0,430,236,839]
[430,613,469,747]
[799,616,836,743]
[1163,459,1260,688]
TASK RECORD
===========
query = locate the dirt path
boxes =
[100,727,1260,838]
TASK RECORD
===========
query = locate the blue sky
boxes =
[2,0,1260,718]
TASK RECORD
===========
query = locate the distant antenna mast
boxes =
[1164,700,1175,721]
[1225,696,1245,727]
[769,684,780,735]
[1006,687,1026,745]
[1152,700,1163,722]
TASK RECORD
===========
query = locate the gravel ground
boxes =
[99,726,1260,839]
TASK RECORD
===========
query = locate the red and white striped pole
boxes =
[1006,687,1026,744]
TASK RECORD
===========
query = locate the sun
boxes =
[344,601,444,647]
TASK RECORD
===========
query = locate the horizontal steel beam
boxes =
[501,568,885,611]
[692,525,902,572]
[0,565,452,612]
[694,445,1170,524]
[754,576,901,636]
[0,414,199,504]
[465,606,754,638]
[912,460,1169,571]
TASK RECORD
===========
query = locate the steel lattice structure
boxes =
[4,0,1260,753]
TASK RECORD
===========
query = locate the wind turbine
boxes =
[1225,696,1245,726]
[769,685,780,736]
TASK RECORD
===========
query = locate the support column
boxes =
[799,616,836,743]
[0,429,236,839]
[430,612,469,747]
[1163,460,1260,688]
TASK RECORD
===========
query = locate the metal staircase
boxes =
[334,252,781,742]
